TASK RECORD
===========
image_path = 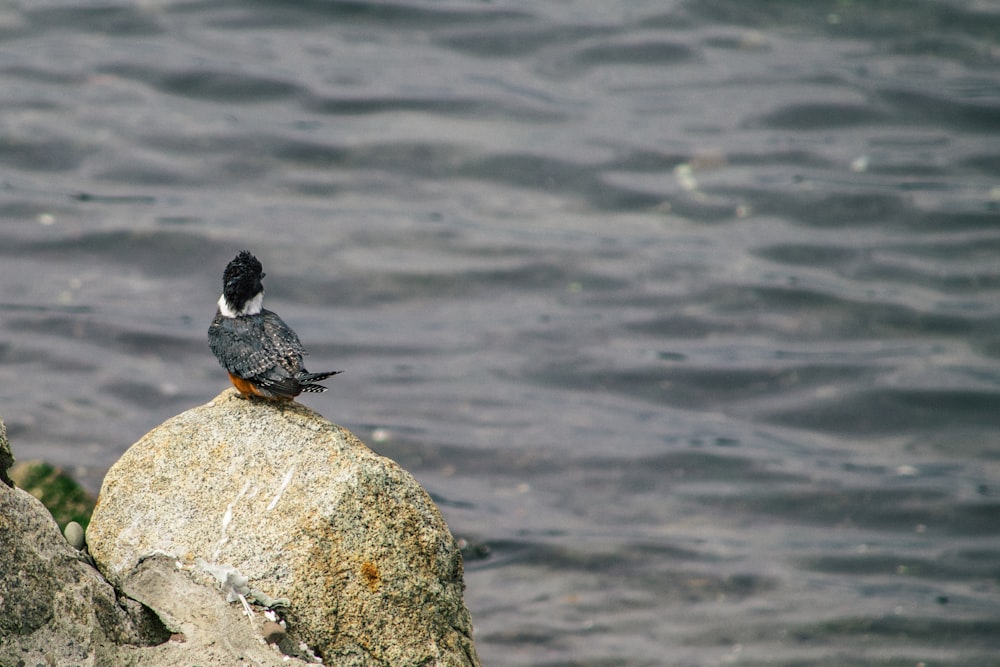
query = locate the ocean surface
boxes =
[2,1,1000,665]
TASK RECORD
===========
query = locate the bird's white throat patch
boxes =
[218,291,263,318]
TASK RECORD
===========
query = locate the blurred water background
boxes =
[2,1,1000,665]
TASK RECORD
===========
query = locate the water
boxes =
[2,1,1000,664]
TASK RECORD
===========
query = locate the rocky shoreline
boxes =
[0,391,480,666]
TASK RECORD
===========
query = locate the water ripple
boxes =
[2,2,1000,665]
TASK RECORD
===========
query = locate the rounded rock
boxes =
[87,389,479,666]
[64,520,86,550]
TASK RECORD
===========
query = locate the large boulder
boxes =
[87,389,480,666]
[0,419,169,667]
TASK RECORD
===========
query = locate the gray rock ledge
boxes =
[0,417,169,667]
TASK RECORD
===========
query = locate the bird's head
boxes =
[220,250,265,316]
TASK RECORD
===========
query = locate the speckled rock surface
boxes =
[115,554,314,666]
[0,426,169,666]
[87,389,480,667]
[0,417,13,488]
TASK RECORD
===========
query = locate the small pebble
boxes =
[64,521,86,550]
[263,620,286,645]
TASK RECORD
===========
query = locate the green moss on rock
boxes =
[10,460,96,530]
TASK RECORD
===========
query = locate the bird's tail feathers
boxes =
[297,370,342,383]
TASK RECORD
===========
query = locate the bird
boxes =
[208,250,340,400]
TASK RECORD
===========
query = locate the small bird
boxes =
[208,250,340,400]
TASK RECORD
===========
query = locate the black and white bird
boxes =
[208,250,340,400]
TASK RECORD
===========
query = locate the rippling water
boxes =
[2,1,1000,664]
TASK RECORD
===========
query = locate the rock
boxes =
[0,458,169,667]
[87,388,481,666]
[262,619,287,644]
[64,519,87,550]
[0,417,12,487]
[0,416,310,667]
[114,554,315,666]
